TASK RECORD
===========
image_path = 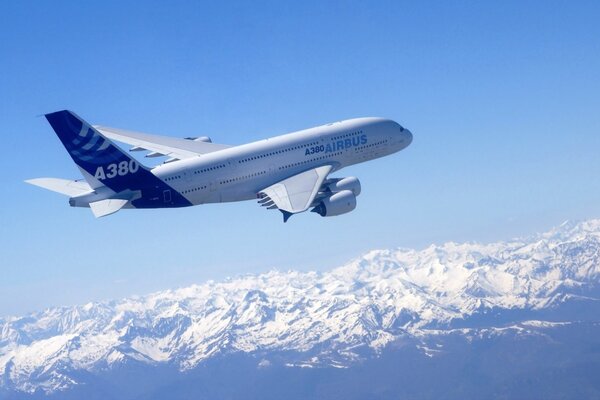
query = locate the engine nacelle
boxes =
[327,177,361,196]
[311,190,357,217]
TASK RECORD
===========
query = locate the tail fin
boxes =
[42,110,192,211]
[44,110,146,193]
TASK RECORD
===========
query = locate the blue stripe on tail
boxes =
[45,110,192,208]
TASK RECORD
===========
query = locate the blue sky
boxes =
[1,1,599,316]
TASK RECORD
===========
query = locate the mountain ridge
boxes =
[1,219,600,395]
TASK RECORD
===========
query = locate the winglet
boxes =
[281,210,293,223]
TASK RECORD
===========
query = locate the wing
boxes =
[258,165,332,222]
[94,125,231,160]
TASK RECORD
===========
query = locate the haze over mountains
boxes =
[1,220,599,399]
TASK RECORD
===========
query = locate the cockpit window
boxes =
[399,125,405,132]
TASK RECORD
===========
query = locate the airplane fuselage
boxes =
[150,117,411,207]
[29,111,412,220]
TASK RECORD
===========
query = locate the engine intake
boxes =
[326,176,361,196]
[311,190,357,217]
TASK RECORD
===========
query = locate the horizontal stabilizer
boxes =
[26,178,92,196]
[89,199,128,218]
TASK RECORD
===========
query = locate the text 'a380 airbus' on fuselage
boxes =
[27,110,412,222]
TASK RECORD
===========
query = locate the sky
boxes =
[1,1,599,316]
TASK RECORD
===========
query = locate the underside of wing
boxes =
[258,165,332,222]
[94,125,231,160]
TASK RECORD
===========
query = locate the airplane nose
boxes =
[403,129,413,146]
[392,121,412,148]
[386,120,412,150]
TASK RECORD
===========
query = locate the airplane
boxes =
[26,110,413,222]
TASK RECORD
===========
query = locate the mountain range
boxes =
[1,219,600,399]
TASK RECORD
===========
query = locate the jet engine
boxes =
[311,190,357,217]
[326,176,361,196]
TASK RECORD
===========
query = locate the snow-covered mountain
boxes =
[1,219,600,396]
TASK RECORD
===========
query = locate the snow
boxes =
[1,219,600,394]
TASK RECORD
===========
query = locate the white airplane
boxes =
[27,110,412,222]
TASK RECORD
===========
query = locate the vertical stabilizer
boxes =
[43,110,192,209]
[44,110,145,193]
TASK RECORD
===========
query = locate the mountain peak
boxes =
[2,219,600,394]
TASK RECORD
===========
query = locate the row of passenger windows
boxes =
[279,151,343,170]
[331,130,363,141]
[182,185,207,194]
[221,170,267,185]
[355,139,388,151]
[167,163,226,181]
[170,135,356,182]
[193,164,225,174]
[238,141,320,164]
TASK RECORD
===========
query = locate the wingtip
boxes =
[24,178,44,186]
